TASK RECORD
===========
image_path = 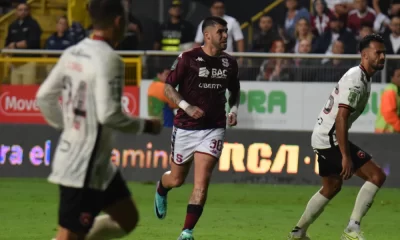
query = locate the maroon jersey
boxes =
[347,8,376,34]
[166,47,240,130]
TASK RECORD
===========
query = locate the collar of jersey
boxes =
[91,34,113,48]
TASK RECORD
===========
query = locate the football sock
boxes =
[347,181,379,232]
[85,215,127,240]
[294,191,330,234]
[183,204,203,230]
[157,178,171,196]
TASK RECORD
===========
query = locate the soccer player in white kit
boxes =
[36,0,162,240]
[153,16,241,240]
[288,34,387,240]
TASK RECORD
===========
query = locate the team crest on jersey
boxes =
[357,150,366,159]
[348,88,360,105]
[222,58,229,67]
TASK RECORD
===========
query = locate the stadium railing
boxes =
[0,49,142,86]
[1,49,398,85]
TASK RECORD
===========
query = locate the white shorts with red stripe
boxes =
[170,127,226,164]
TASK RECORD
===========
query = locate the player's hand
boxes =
[227,112,237,126]
[144,118,163,135]
[340,156,353,180]
[185,105,204,119]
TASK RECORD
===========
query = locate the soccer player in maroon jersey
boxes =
[153,16,240,240]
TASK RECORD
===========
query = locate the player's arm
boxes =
[36,58,64,130]
[228,59,241,115]
[164,54,187,108]
[95,56,160,134]
[336,80,362,157]
[164,54,204,119]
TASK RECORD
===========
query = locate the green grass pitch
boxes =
[1,178,399,240]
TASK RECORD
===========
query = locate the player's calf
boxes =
[290,177,342,237]
[346,160,386,233]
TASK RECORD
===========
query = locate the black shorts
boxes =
[314,142,372,177]
[58,171,131,234]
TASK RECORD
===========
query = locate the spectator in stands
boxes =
[293,39,318,81]
[251,15,280,52]
[383,14,400,54]
[69,21,87,43]
[194,0,244,52]
[314,16,357,54]
[358,22,374,42]
[328,0,354,24]
[373,0,400,17]
[257,40,293,81]
[321,40,354,81]
[281,0,310,39]
[147,67,178,127]
[44,16,75,50]
[347,0,376,35]
[288,17,315,53]
[311,0,334,37]
[154,0,195,51]
[375,68,400,133]
[4,2,41,49]
[117,0,143,50]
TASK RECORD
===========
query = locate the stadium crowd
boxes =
[1,0,400,82]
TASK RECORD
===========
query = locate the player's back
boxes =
[311,66,371,149]
[166,47,240,130]
[41,38,124,189]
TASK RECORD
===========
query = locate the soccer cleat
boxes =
[177,229,194,240]
[154,181,167,219]
[287,233,311,240]
[341,229,366,240]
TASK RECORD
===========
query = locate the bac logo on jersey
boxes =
[199,67,210,77]
[199,67,227,79]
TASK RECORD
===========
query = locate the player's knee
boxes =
[170,175,185,188]
[320,182,342,199]
[369,168,386,187]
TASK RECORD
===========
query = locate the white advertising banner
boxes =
[139,80,385,133]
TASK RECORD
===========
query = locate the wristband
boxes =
[229,106,238,115]
[178,100,190,111]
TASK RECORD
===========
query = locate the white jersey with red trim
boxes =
[36,38,145,190]
[311,66,371,149]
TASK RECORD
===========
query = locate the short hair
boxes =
[211,0,224,6]
[201,16,227,32]
[358,33,384,52]
[16,2,29,9]
[88,0,125,29]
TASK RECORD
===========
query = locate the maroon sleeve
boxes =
[166,53,188,88]
[228,59,240,93]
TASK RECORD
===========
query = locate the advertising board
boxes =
[0,85,140,124]
[140,80,385,133]
[1,124,398,187]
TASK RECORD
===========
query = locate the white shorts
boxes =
[170,127,226,164]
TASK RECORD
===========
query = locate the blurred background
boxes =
[1,0,400,132]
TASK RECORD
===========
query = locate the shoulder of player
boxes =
[341,66,367,87]
[220,52,238,64]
